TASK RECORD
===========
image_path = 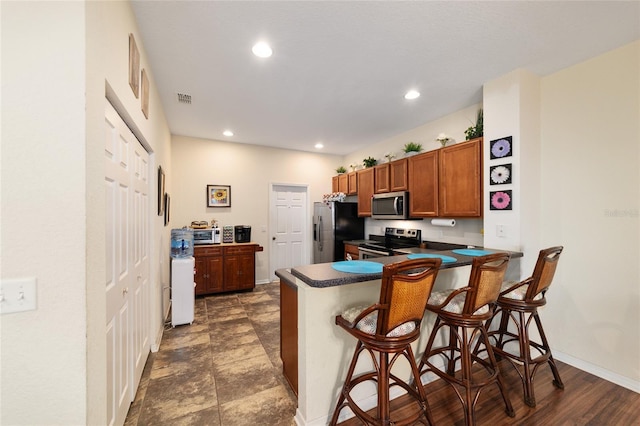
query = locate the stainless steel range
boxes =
[358,227,422,259]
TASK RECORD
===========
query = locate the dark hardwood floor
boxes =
[338,358,640,425]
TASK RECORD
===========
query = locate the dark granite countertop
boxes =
[343,239,376,246]
[288,248,523,288]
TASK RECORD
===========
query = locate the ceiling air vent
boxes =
[177,93,192,104]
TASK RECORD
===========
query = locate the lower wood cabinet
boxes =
[280,278,298,396]
[223,246,256,292]
[344,243,360,260]
[194,244,262,295]
[194,246,223,295]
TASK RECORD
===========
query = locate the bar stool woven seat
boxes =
[486,246,565,407]
[329,258,442,426]
[418,253,515,426]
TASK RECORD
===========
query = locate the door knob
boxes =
[272,237,276,241]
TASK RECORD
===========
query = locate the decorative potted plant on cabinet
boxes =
[363,156,378,168]
[402,142,423,157]
[464,108,484,140]
[335,166,347,174]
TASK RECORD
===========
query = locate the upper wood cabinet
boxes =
[347,172,358,195]
[408,138,483,218]
[357,167,375,217]
[439,138,482,217]
[338,173,349,193]
[374,164,390,193]
[408,150,439,217]
[389,158,408,192]
[332,175,339,193]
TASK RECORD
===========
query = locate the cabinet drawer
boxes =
[194,246,223,256]
[224,246,256,255]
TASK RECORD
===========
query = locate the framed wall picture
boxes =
[490,190,513,211]
[164,193,170,226]
[128,34,140,98]
[207,185,231,207]
[141,68,149,119]
[157,166,165,216]
[489,163,512,185]
[489,136,513,160]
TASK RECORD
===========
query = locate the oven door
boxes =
[358,246,391,259]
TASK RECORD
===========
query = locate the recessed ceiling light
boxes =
[223,130,234,137]
[252,42,273,58]
[404,90,420,100]
[315,143,324,149]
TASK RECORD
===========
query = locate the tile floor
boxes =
[124,282,297,426]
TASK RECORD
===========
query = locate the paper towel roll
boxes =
[431,218,456,227]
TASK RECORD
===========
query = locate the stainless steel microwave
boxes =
[371,191,409,220]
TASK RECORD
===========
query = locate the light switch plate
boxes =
[0,277,37,314]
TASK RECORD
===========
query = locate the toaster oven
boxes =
[193,228,215,245]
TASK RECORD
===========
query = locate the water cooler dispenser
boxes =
[170,229,195,327]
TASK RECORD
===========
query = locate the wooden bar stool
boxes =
[418,253,515,426]
[329,258,442,426]
[486,246,564,407]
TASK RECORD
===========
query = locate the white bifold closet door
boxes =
[104,101,151,426]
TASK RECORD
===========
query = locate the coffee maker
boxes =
[234,225,251,243]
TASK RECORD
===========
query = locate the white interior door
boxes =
[105,101,150,426]
[270,184,308,280]
[131,139,150,389]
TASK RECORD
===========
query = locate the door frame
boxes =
[268,183,311,281]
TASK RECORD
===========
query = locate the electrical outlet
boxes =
[496,225,506,238]
[0,277,37,314]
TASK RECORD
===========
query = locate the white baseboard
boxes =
[255,279,271,285]
[151,300,171,353]
[553,349,640,393]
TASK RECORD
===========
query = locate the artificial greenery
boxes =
[363,157,378,168]
[465,108,484,140]
[403,142,423,153]
[335,166,347,174]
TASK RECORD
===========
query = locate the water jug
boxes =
[170,229,194,258]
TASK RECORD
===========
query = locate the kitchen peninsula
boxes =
[277,248,522,426]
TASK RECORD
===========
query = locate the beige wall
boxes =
[1,3,88,424]
[540,41,639,385]
[171,135,341,282]
[1,1,172,424]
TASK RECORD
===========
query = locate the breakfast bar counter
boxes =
[276,248,522,426]
[290,248,522,288]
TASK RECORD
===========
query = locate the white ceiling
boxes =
[131,1,639,156]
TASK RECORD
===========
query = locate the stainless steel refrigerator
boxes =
[313,202,364,263]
